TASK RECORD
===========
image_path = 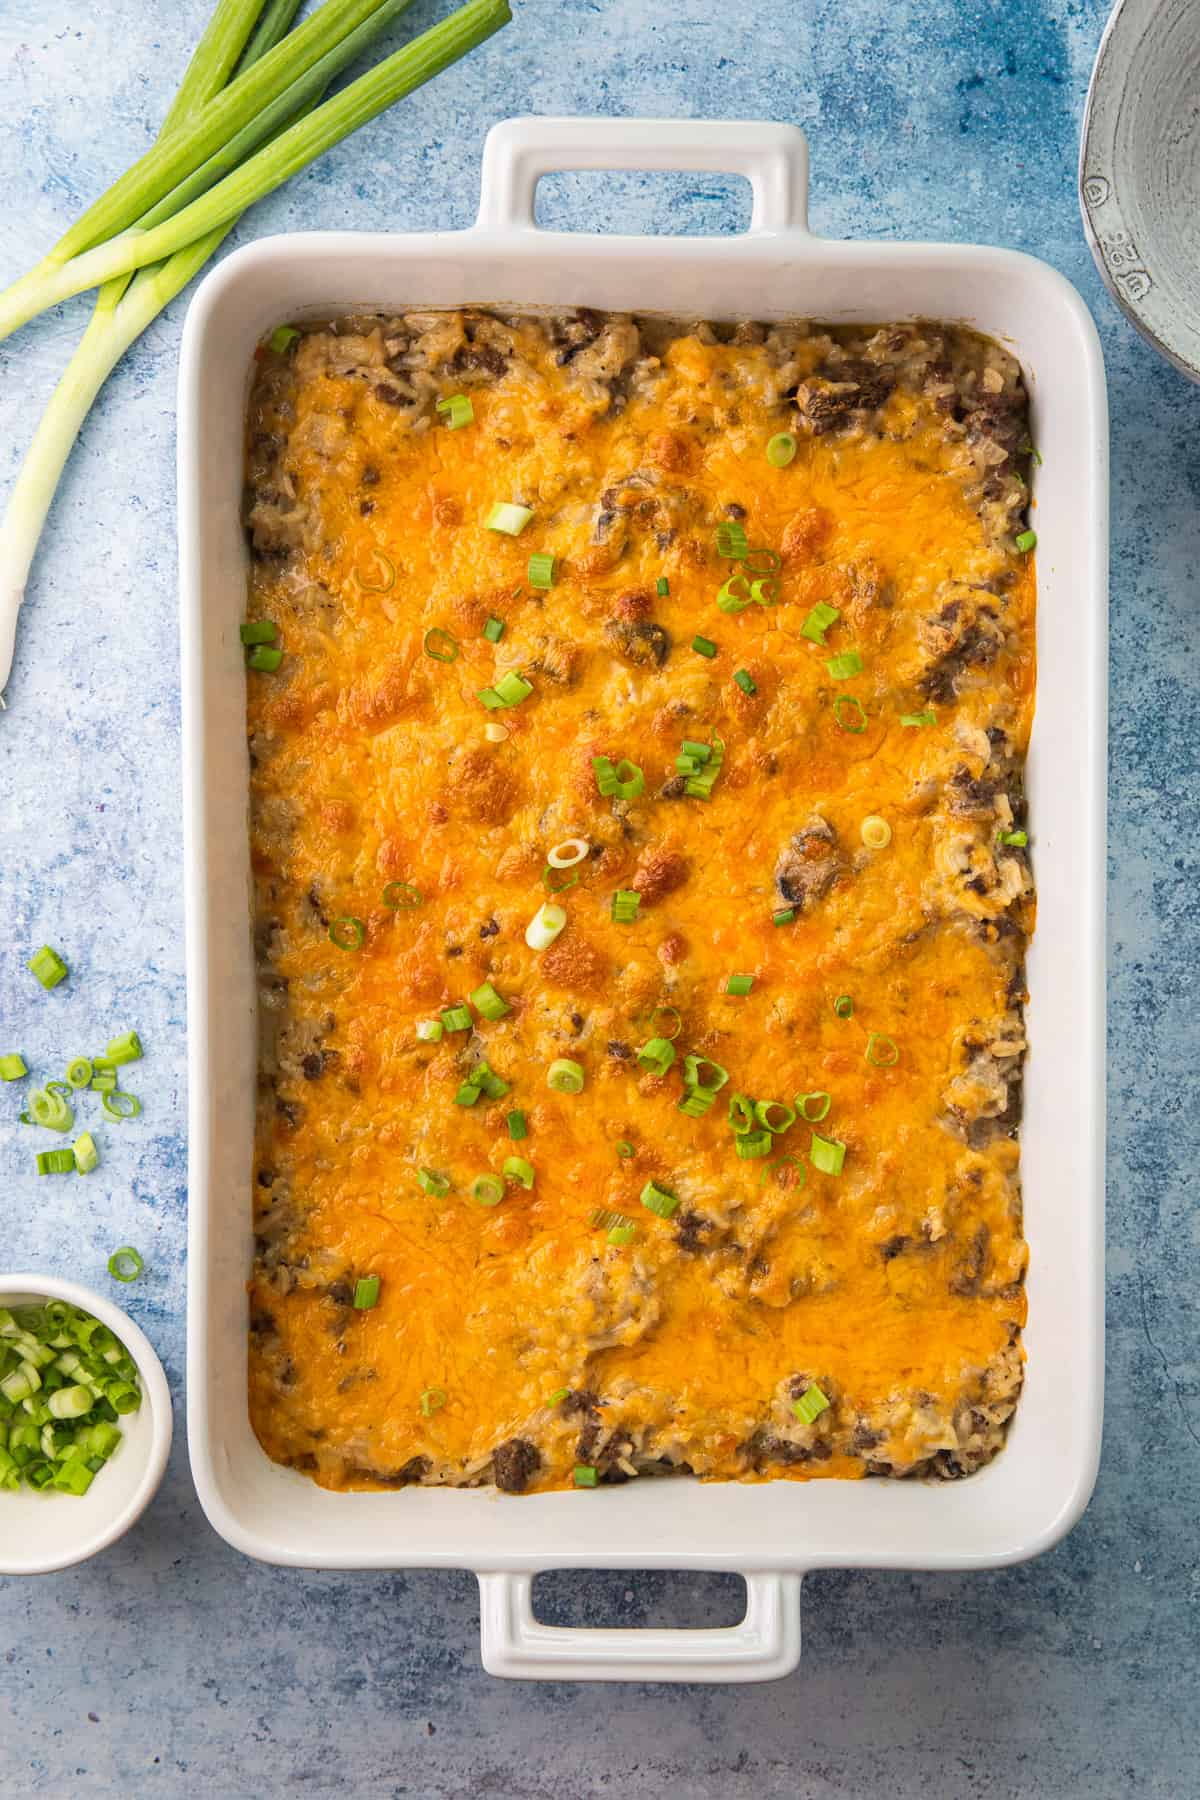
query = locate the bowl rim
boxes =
[0,1271,173,1574]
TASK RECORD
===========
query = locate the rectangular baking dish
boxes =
[180,117,1108,1683]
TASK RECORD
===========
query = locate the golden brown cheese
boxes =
[244,311,1034,1495]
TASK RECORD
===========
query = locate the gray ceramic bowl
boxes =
[1080,0,1200,379]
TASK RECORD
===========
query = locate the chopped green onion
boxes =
[800,602,839,645]
[728,1092,755,1134]
[744,548,781,575]
[454,1080,483,1107]
[680,739,712,764]
[607,1223,637,1246]
[240,619,277,645]
[420,1387,448,1415]
[89,1070,117,1094]
[477,1063,510,1101]
[860,815,892,850]
[998,829,1029,848]
[826,651,863,680]
[382,881,423,909]
[36,1148,77,1175]
[352,1275,381,1310]
[1015,529,1037,552]
[792,1383,830,1425]
[45,1079,72,1099]
[640,1180,679,1219]
[547,1057,585,1095]
[865,1033,899,1067]
[28,945,68,990]
[810,1133,846,1176]
[268,325,299,355]
[527,551,556,589]
[483,615,505,643]
[52,1462,95,1496]
[766,432,797,468]
[717,574,752,613]
[436,393,474,430]
[649,1004,683,1041]
[716,520,749,559]
[548,837,589,869]
[691,635,717,658]
[682,1054,728,1092]
[417,1167,450,1195]
[102,1090,141,1122]
[354,551,394,593]
[900,710,936,727]
[423,626,459,663]
[63,1057,93,1090]
[656,576,669,596]
[506,1109,527,1140]
[441,1005,473,1033]
[593,755,645,802]
[542,865,580,895]
[494,671,534,707]
[637,1037,676,1076]
[472,1174,504,1207]
[795,1090,832,1123]
[573,1464,599,1487]
[611,889,641,924]
[834,696,867,733]
[416,1019,444,1043]
[834,995,854,1019]
[750,577,779,605]
[0,1053,27,1081]
[247,644,283,672]
[734,669,757,696]
[503,1156,535,1189]
[591,1207,629,1230]
[727,975,756,999]
[73,1133,99,1175]
[106,1030,143,1066]
[677,1086,715,1118]
[108,1247,144,1283]
[526,900,567,948]
[29,1088,73,1132]
[470,980,511,1021]
[48,1385,93,1420]
[329,916,365,951]
[735,1130,772,1159]
[485,501,533,536]
[616,1140,636,1158]
[754,1099,796,1134]
[547,1387,570,1406]
[761,1154,807,1190]
[772,906,796,927]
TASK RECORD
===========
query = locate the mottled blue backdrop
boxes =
[0,1,1194,1795]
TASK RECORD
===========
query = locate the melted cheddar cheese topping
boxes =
[245,310,1033,1494]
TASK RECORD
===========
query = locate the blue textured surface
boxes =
[0,1,1194,1794]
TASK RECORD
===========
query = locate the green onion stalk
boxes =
[0,0,511,701]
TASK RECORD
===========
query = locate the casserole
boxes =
[181,117,1107,1682]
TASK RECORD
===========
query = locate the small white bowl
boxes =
[0,1272,173,1574]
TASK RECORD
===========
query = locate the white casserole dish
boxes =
[180,117,1108,1683]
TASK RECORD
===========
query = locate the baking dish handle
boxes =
[475,116,810,236]
[477,1570,802,1683]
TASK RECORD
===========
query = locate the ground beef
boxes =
[491,1438,541,1493]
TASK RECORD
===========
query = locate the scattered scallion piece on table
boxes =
[0,1054,27,1081]
[436,393,473,429]
[791,1383,830,1425]
[106,1030,143,1065]
[36,1148,77,1176]
[101,1090,142,1122]
[28,946,68,990]
[108,1247,144,1283]
[74,1132,100,1174]
[65,1057,94,1089]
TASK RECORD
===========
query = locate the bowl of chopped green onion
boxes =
[0,1273,172,1574]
